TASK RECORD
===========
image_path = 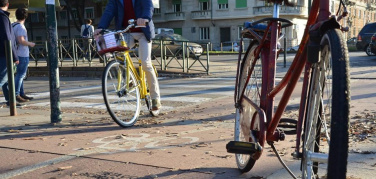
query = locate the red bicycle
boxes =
[226,0,350,178]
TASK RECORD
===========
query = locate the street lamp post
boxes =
[45,0,62,123]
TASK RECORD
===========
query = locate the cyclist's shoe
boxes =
[21,94,34,100]
[152,99,161,110]
[16,95,29,103]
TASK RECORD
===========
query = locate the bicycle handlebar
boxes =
[99,19,149,35]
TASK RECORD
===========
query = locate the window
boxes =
[358,10,361,18]
[236,0,247,8]
[154,8,161,14]
[200,0,210,10]
[84,7,94,19]
[238,26,244,39]
[174,28,182,35]
[200,27,210,40]
[173,0,181,12]
[71,9,78,20]
[218,0,228,9]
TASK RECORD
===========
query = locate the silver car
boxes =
[151,33,203,58]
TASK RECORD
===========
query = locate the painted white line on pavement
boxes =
[30,101,174,111]
[73,95,211,103]
[0,127,216,178]
[0,148,106,179]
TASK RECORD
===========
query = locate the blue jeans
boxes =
[2,56,29,102]
[0,58,9,102]
[14,57,29,96]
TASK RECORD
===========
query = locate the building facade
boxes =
[18,0,376,48]
[153,0,309,48]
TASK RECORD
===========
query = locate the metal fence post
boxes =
[46,1,62,123]
[71,39,76,66]
[4,40,16,116]
[88,38,92,67]
[182,42,186,72]
[163,41,167,70]
[206,43,210,75]
[58,40,63,67]
[159,40,163,70]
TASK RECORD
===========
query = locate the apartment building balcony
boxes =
[165,12,185,21]
[253,6,307,17]
[152,13,166,23]
[191,10,211,20]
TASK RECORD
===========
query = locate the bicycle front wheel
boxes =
[302,29,350,178]
[102,60,141,127]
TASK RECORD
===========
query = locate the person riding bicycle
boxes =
[95,0,161,110]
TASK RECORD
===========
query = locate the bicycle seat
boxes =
[244,22,267,31]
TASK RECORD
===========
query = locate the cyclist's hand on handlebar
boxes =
[94,29,103,39]
[136,18,149,27]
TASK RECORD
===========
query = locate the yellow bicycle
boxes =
[99,20,159,127]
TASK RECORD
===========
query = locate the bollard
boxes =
[4,40,17,116]
[284,38,287,68]
[72,39,76,66]
[46,0,62,123]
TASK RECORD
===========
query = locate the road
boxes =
[0,52,375,178]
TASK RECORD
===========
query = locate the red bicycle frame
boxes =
[240,0,344,155]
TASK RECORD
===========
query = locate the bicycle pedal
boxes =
[277,118,297,135]
[226,141,262,154]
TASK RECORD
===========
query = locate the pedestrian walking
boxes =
[95,0,161,110]
[2,8,35,104]
[80,19,94,60]
[0,0,21,107]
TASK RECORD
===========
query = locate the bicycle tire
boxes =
[234,42,262,173]
[102,60,141,127]
[302,29,350,178]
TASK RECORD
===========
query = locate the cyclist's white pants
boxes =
[127,32,160,100]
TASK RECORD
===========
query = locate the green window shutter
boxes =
[236,0,247,8]
[218,0,228,4]
[174,28,182,35]
[173,0,181,4]
[199,0,208,2]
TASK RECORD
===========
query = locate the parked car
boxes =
[287,45,299,52]
[370,32,376,55]
[346,37,357,47]
[151,33,203,58]
[356,22,376,56]
[213,41,240,52]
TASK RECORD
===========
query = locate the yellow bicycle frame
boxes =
[114,40,149,100]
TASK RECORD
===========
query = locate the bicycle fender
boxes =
[318,16,341,36]
[307,17,340,63]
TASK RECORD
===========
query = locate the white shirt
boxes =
[12,23,29,57]
[80,24,94,38]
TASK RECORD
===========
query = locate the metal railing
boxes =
[29,38,210,74]
[30,38,106,67]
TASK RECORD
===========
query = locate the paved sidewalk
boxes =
[0,53,375,178]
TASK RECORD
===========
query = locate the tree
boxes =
[62,0,86,32]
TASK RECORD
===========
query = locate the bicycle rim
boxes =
[102,60,141,127]
[235,43,261,173]
[302,29,350,178]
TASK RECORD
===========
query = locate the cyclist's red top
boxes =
[123,0,142,33]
